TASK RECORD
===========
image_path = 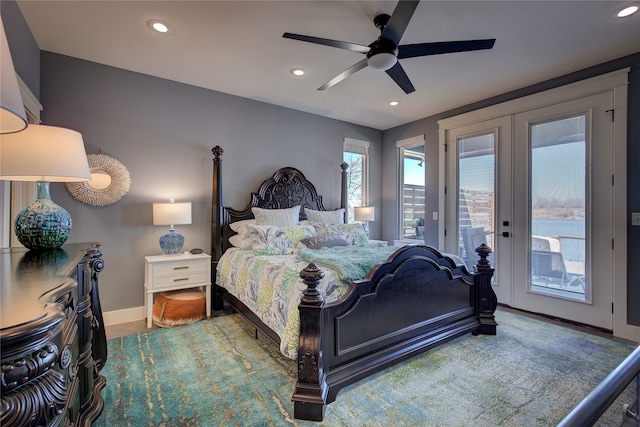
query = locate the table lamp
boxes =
[354,206,375,236]
[0,124,91,250]
[1,16,28,134]
[153,200,192,254]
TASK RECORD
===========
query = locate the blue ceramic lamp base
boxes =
[14,182,72,251]
[159,228,185,255]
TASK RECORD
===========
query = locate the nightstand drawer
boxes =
[153,270,209,289]
[153,259,207,277]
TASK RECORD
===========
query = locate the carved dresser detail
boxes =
[1,242,107,426]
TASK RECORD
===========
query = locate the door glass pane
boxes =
[401,144,425,240]
[530,115,586,300]
[458,133,495,271]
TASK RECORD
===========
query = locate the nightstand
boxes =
[144,253,212,331]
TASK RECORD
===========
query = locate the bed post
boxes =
[475,243,498,335]
[340,162,348,223]
[293,263,328,421]
[211,146,224,311]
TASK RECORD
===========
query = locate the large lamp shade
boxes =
[0,124,91,181]
[0,124,91,250]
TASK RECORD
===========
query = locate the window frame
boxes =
[396,135,426,240]
[343,138,370,223]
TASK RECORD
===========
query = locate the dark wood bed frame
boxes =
[210,146,498,421]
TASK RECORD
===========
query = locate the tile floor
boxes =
[105,319,149,340]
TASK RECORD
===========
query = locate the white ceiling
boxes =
[16,1,640,130]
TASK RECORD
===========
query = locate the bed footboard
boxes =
[293,244,496,421]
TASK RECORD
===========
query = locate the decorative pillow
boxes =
[311,223,369,246]
[230,219,256,233]
[252,206,300,226]
[304,208,345,224]
[228,234,252,250]
[299,234,350,249]
[246,224,316,255]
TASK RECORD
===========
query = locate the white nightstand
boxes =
[144,252,212,331]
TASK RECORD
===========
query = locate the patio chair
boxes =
[461,226,494,271]
[530,249,585,291]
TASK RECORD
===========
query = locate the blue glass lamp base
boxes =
[159,229,185,255]
[14,198,72,251]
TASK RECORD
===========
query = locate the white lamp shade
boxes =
[1,17,28,134]
[0,124,91,181]
[354,206,375,221]
[153,202,192,226]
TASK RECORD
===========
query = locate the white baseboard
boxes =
[617,323,640,344]
[103,306,145,326]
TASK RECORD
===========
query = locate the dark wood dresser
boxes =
[1,242,107,426]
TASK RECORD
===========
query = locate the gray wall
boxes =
[37,52,383,312]
[382,53,640,326]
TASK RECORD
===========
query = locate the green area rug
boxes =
[94,310,636,426]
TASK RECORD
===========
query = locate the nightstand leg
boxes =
[147,291,154,331]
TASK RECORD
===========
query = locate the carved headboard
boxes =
[211,146,348,261]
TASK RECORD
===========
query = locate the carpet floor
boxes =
[94,310,636,426]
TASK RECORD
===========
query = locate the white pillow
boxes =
[305,208,345,224]
[230,219,256,233]
[228,234,252,250]
[252,205,300,226]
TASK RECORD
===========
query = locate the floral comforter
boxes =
[216,245,396,359]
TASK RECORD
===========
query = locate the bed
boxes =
[210,145,498,421]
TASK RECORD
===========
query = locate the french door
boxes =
[512,92,614,329]
[444,92,615,330]
[444,116,512,303]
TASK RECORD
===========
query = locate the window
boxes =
[343,138,369,223]
[397,135,425,240]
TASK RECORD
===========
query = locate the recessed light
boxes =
[617,4,639,17]
[147,19,172,34]
[290,68,306,76]
[389,100,400,106]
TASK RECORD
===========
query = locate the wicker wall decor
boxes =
[66,153,131,206]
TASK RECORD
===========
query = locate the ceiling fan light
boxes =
[368,53,397,71]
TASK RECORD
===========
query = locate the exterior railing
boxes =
[558,345,640,426]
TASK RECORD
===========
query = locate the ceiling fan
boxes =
[283,0,496,94]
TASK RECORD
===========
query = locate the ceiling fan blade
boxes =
[385,62,415,94]
[318,58,369,91]
[283,32,370,54]
[381,0,420,46]
[398,39,496,59]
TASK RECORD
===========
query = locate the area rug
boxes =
[94,310,636,426]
